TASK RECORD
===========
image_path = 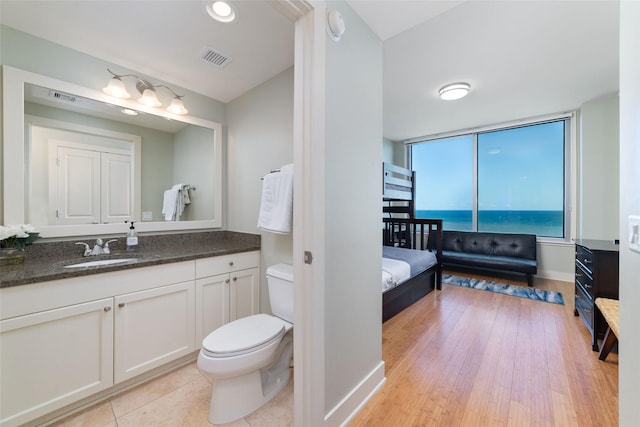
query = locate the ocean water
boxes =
[416,210,564,238]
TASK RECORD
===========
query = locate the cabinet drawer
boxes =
[195,251,259,278]
[575,245,593,274]
[575,283,594,333]
[575,264,594,298]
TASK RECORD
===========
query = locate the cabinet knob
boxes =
[229,261,234,267]
[118,302,126,308]
[104,306,112,312]
[233,277,237,282]
[225,279,230,284]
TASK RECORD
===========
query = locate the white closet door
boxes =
[55,146,101,225]
[102,152,132,223]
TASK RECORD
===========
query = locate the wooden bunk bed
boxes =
[382,162,443,322]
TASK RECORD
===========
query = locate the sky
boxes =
[411,121,565,211]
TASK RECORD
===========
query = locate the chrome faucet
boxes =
[75,239,118,256]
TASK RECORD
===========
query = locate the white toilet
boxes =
[197,263,294,425]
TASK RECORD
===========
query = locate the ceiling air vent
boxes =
[48,90,78,104]
[198,46,232,69]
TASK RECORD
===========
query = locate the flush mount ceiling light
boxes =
[438,82,471,101]
[203,0,237,23]
[103,68,188,115]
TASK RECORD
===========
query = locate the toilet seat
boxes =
[202,314,289,358]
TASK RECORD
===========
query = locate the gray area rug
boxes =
[442,274,565,305]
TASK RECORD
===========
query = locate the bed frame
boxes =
[382,163,443,322]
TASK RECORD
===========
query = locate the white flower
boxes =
[0,225,24,240]
[0,224,39,248]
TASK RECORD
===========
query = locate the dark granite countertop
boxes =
[0,231,260,288]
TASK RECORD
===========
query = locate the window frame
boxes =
[406,113,573,242]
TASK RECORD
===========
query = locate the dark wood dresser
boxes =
[574,239,619,351]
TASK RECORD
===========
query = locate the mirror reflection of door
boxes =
[52,144,132,224]
[29,124,137,225]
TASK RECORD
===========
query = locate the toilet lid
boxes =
[202,314,287,357]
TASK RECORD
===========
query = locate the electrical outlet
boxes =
[630,215,640,254]
[142,211,153,221]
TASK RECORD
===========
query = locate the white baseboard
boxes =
[537,269,574,283]
[324,360,386,427]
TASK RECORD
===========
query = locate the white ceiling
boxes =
[0,0,295,104]
[1,0,620,142]
[378,0,620,141]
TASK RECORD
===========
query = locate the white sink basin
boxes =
[64,258,138,268]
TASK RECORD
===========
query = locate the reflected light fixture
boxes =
[438,82,470,101]
[203,0,237,23]
[121,108,138,116]
[103,68,189,115]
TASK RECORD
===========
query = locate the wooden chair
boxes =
[595,297,619,361]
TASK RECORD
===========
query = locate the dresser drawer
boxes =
[575,263,594,298]
[575,245,593,274]
[575,283,594,333]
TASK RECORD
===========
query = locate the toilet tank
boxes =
[266,264,294,324]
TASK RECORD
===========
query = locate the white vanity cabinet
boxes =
[0,261,195,427]
[0,298,114,427]
[0,251,259,426]
[113,281,195,383]
[195,251,260,343]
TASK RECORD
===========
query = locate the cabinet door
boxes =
[114,281,195,384]
[230,268,260,321]
[195,273,230,344]
[0,299,113,427]
[53,145,101,225]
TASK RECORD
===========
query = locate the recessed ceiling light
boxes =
[438,82,470,101]
[121,108,138,116]
[203,0,237,23]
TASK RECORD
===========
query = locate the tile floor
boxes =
[49,362,293,427]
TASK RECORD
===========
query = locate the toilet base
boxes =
[208,333,293,424]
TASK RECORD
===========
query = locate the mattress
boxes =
[382,246,438,293]
[382,257,410,292]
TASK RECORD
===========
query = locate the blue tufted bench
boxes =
[429,230,538,286]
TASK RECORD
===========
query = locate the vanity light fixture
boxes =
[438,82,471,101]
[103,68,189,115]
[203,0,237,23]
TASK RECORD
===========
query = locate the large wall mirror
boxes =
[3,65,222,238]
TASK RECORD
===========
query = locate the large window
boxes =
[410,118,568,238]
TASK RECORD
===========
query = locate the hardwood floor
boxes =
[350,272,618,427]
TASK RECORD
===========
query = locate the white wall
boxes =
[618,1,640,424]
[226,67,294,312]
[323,0,383,420]
[382,138,394,164]
[173,125,215,221]
[578,95,620,240]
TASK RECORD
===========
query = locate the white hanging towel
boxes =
[257,164,293,234]
[172,184,191,218]
[162,184,191,221]
[162,188,180,221]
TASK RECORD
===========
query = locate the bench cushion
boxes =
[595,298,619,338]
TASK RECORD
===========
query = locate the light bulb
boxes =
[167,97,188,115]
[138,88,162,107]
[103,77,130,98]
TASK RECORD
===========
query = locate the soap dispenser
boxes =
[126,221,139,251]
